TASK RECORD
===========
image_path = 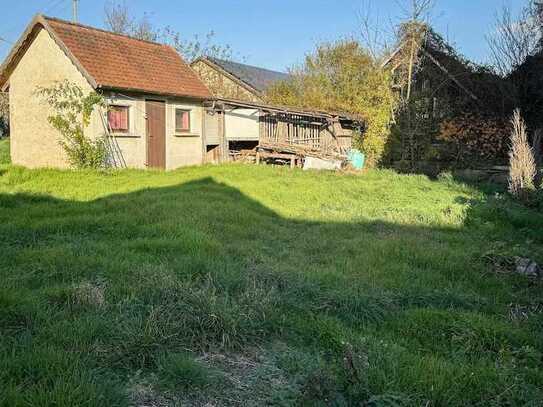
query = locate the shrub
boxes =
[508,110,536,201]
[37,81,108,169]
[0,92,8,138]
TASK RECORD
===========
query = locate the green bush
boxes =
[36,81,108,169]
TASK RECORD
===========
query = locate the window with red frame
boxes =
[175,109,191,133]
[108,105,129,133]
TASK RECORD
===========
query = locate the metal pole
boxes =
[72,0,79,23]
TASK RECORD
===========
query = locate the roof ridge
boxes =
[42,14,167,47]
[207,56,288,75]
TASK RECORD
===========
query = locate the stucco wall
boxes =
[225,108,260,140]
[166,98,204,169]
[192,60,262,102]
[104,94,147,169]
[9,27,99,168]
[105,94,204,170]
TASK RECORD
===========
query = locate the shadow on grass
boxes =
[0,177,542,406]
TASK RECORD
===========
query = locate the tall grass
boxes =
[0,163,541,406]
[509,110,536,200]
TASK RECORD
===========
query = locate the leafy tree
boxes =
[37,81,108,169]
[266,40,396,167]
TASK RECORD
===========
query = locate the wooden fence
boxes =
[259,113,326,149]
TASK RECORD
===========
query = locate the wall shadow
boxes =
[2,176,541,325]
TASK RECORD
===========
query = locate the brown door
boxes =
[146,100,166,168]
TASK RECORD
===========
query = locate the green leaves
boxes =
[36,80,108,169]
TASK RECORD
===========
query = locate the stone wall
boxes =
[191,60,262,102]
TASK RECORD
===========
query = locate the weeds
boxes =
[508,110,537,201]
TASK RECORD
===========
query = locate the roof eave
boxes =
[210,97,363,122]
[0,14,98,90]
[99,85,210,100]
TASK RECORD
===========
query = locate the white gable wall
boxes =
[225,108,259,141]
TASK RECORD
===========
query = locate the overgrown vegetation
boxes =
[0,92,8,138]
[37,80,108,169]
[266,40,396,167]
[508,110,537,202]
[0,163,541,406]
[385,18,515,170]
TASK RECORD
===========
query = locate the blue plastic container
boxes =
[348,149,365,170]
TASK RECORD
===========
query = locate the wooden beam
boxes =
[421,48,479,102]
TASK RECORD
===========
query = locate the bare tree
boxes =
[163,29,235,62]
[357,0,392,60]
[103,1,235,61]
[104,1,160,41]
[509,110,536,199]
[104,1,132,35]
[357,0,433,61]
[487,2,541,76]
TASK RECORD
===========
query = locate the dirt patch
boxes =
[128,348,298,406]
[73,280,106,308]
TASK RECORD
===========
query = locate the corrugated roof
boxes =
[1,15,211,99]
[205,57,290,93]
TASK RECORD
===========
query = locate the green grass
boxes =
[0,157,542,406]
[0,138,10,165]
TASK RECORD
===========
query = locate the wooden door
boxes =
[146,100,166,168]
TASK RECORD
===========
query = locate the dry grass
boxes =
[508,110,536,199]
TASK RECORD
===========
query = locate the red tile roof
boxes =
[1,15,211,99]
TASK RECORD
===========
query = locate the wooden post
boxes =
[201,107,207,164]
[218,110,228,162]
[278,119,287,143]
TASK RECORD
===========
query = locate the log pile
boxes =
[253,141,347,169]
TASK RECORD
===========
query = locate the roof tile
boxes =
[45,17,211,99]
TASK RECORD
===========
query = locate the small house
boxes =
[0,15,211,169]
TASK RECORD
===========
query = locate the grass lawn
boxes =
[1,138,542,406]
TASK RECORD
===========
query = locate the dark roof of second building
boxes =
[205,57,290,93]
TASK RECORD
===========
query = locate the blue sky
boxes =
[0,0,525,72]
